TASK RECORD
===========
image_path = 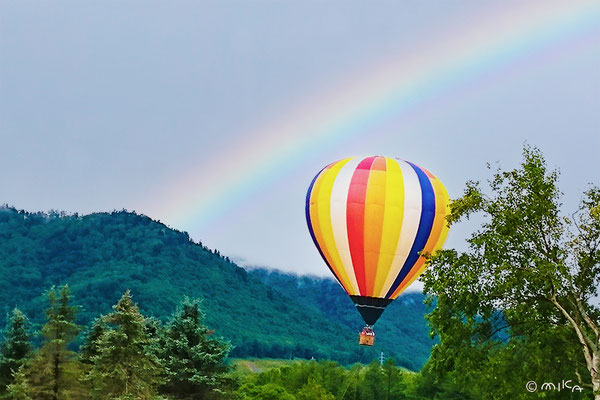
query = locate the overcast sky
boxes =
[1,1,599,289]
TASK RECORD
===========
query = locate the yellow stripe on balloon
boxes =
[378,160,422,296]
[362,156,387,296]
[390,172,450,298]
[372,158,405,297]
[312,158,355,293]
[308,166,341,289]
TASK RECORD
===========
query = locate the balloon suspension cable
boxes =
[361,325,375,334]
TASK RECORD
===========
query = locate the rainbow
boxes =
[144,1,600,231]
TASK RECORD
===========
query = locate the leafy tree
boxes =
[239,382,295,400]
[295,377,336,400]
[234,360,423,400]
[0,308,31,392]
[360,360,386,400]
[159,298,232,399]
[381,358,409,400]
[87,290,163,399]
[422,146,600,399]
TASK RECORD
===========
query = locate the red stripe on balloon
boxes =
[346,156,376,295]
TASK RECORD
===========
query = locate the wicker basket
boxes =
[359,332,375,346]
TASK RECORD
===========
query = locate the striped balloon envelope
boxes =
[305,156,450,326]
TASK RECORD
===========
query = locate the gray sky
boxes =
[1,1,599,288]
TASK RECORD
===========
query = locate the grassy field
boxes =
[231,357,416,376]
[231,358,304,376]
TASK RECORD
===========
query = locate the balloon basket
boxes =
[358,326,375,346]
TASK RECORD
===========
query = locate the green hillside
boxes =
[0,206,432,369]
[248,269,434,369]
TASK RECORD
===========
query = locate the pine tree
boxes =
[23,285,85,400]
[11,285,86,400]
[79,317,106,365]
[4,365,32,400]
[87,290,163,399]
[159,298,232,399]
[43,285,81,400]
[0,308,31,392]
[142,316,166,374]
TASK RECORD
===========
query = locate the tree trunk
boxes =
[53,353,59,400]
[550,297,600,398]
[387,377,391,400]
[593,351,599,400]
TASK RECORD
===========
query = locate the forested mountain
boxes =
[249,269,433,369]
[0,206,433,369]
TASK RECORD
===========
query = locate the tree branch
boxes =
[550,295,595,373]
[575,368,594,389]
[570,291,599,339]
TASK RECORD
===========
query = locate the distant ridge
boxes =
[0,206,433,369]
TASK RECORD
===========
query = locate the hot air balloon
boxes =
[305,156,450,345]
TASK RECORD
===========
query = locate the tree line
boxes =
[237,357,470,400]
[0,286,450,400]
[1,145,597,400]
[0,285,233,399]
[0,206,393,367]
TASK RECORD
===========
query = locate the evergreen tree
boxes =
[4,365,32,400]
[22,285,85,400]
[79,317,106,365]
[142,316,165,363]
[87,290,163,399]
[143,316,164,343]
[159,298,232,399]
[0,308,31,392]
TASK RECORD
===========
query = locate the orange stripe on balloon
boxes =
[390,169,450,298]
[362,156,387,296]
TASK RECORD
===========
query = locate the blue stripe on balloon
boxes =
[305,167,342,287]
[384,162,436,298]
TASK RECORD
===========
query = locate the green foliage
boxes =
[86,290,163,399]
[79,317,106,365]
[239,382,295,400]
[1,287,240,399]
[41,285,81,347]
[250,268,433,369]
[0,308,31,392]
[4,365,32,400]
[422,145,600,399]
[16,285,86,400]
[295,378,336,400]
[0,207,432,368]
[236,359,425,400]
[159,297,233,399]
